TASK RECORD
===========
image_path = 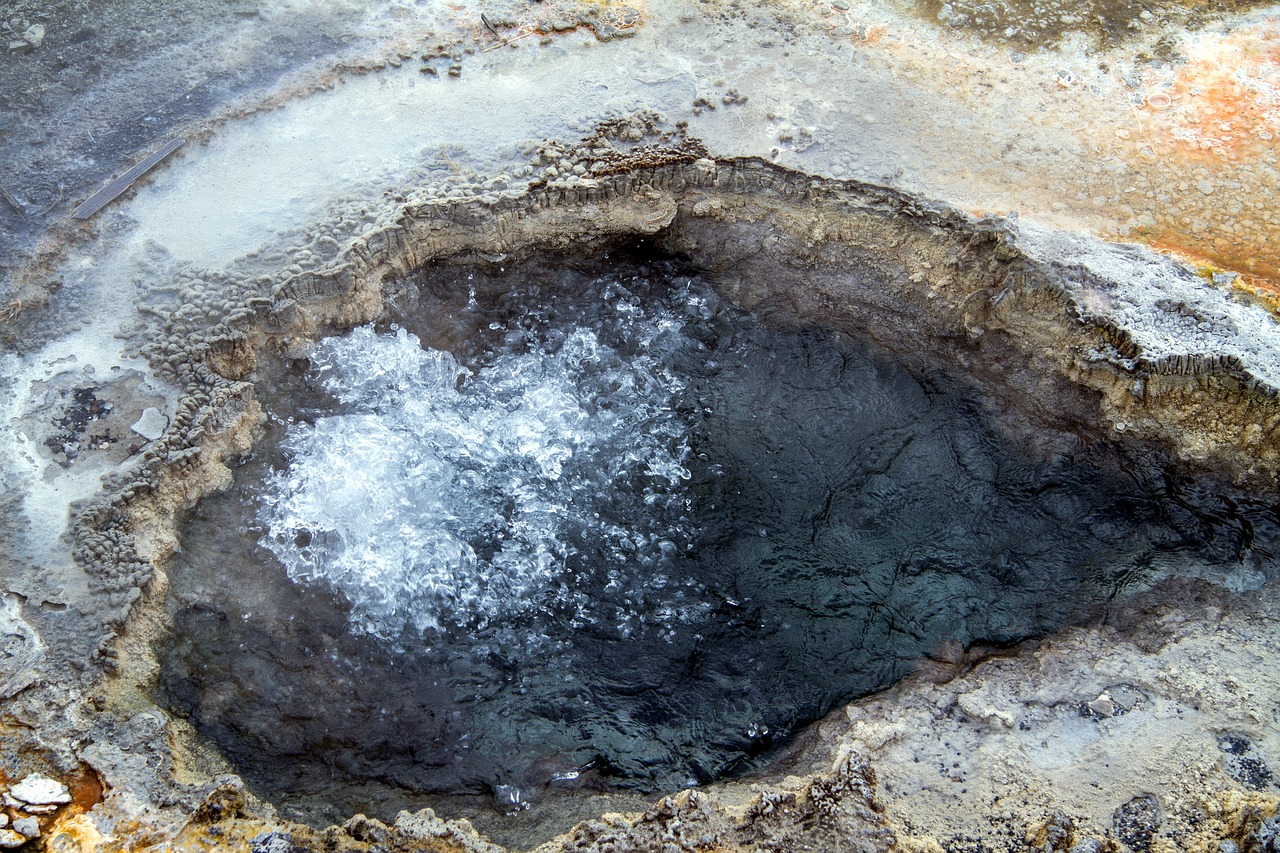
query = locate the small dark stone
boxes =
[1231,756,1274,790]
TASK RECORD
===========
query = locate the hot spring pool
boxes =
[157,250,1276,846]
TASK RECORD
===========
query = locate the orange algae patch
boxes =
[1150,237,1280,311]
[1148,217,1280,281]
[1154,21,1280,158]
[1231,276,1280,311]
[42,814,108,853]
[1111,22,1280,303]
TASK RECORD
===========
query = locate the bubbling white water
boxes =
[260,322,698,640]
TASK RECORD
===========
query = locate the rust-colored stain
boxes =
[1150,237,1280,311]
[1110,19,1280,301]
[1230,275,1280,311]
[1,763,107,853]
[1157,22,1280,159]
[1151,231,1280,284]
[67,765,106,814]
[1138,185,1280,300]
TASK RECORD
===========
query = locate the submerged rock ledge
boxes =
[9,150,1280,852]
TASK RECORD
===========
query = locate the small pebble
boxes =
[11,818,37,840]
[131,408,168,441]
[1087,694,1116,717]
[9,774,72,806]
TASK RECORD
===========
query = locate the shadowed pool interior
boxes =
[157,249,1279,849]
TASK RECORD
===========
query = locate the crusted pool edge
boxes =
[20,153,1280,852]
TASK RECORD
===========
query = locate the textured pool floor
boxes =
[157,253,1277,844]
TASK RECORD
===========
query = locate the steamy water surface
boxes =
[159,255,1275,843]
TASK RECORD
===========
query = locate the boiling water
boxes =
[260,321,701,642]
[159,255,1276,842]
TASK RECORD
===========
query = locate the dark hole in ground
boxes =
[157,245,1279,849]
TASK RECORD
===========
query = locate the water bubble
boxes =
[261,311,699,643]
